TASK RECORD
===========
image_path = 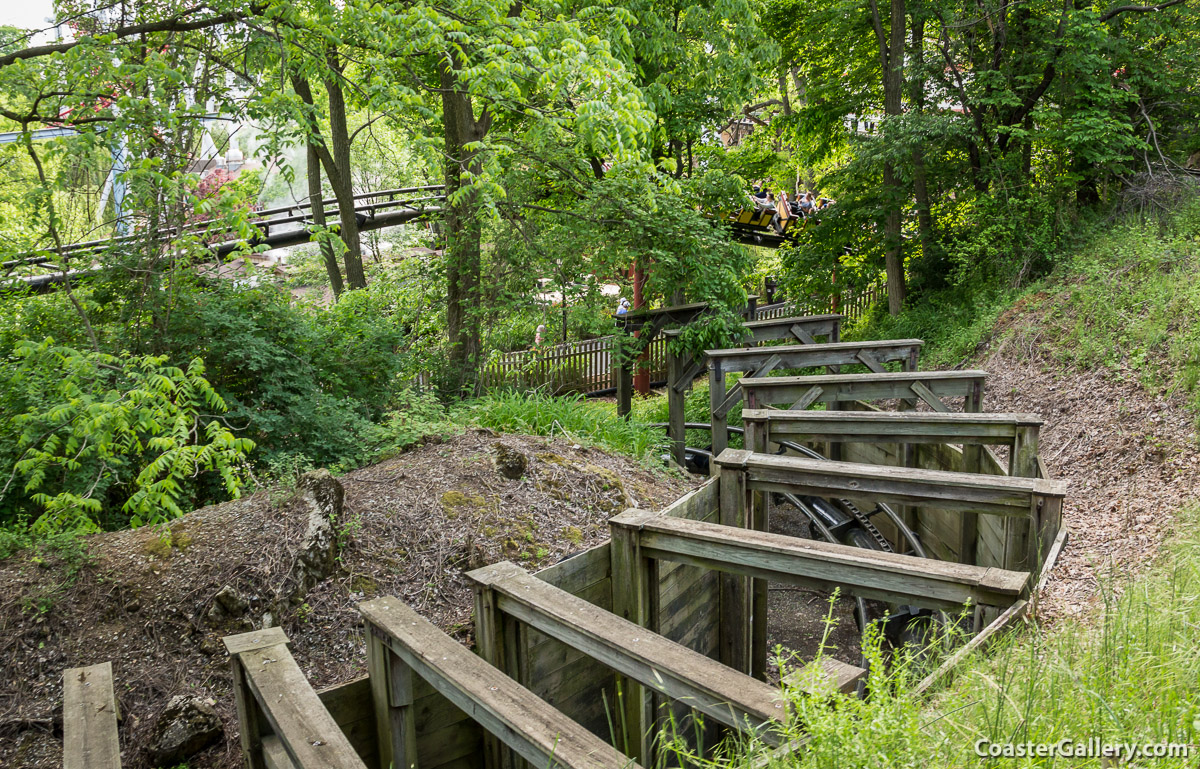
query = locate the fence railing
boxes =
[756,283,882,322]
[480,284,881,396]
[479,334,669,395]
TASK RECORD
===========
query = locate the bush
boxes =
[1,339,253,532]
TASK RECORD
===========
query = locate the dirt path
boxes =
[976,335,1200,622]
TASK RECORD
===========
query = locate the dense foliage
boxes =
[0,0,1197,535]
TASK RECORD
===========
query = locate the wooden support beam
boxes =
[709,344,925,462]
[713,354,782,419]
[738,370,988,410]
[783,658,868,696]
[365,625,417,769]
[710,361,730,460]
[661,314,841,349]
[63,662,122,769]
[712,449,1064,518]
[467,561,786,742]
[704,340,922,373]
[223,628,367,769]
[789,324,817,344]
[630,512,1030,610]
[741,410,1044,445]
[608,508,656,761]
[360,597,641,769]
[855,351,886,374]
[960,378,987,565]
[717,460,752,675]
[788,386,824,411]
[911,381,951,412]
[667,349,688,467]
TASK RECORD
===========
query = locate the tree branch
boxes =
[0,6,261,69]
[1100,0,1187,22]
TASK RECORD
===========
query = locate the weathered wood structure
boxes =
[661,314,844,463]
[706,339,924,459]
[63,662,122,769]
[101,299,1067,769]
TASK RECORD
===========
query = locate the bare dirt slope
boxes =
[0,431,697,769]
[975,302,1200,623]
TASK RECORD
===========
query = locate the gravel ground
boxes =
[0,431,697,769]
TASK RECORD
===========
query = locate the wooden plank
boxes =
[535,543,611,595]
[466,561,787,739]
[910,381,951,412]
[412,684,472,735]
[230,638,368,769]
[742,409,1043,445]
[635,514,1030,610]
[415,717,485,768]
[316,678,378,768]
[224,627,290,655]
[713,450,1065,517]
[704,340,923,372]
[789,324,817,344]
[783,658,867,696]
[360,597,641,769]
[789,386,823,410]
[262,736,296,769]
[63,662,122,769]
[718,460,751,676]
[738,370,988,408]
[914,599,1030,696]
[855,351,887,374]
[659,478,719,521]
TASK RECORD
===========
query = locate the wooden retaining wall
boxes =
[351,481,720,769]
[520,480,723,744]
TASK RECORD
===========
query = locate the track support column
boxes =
[610,509,660,763]
[959,379,986,565]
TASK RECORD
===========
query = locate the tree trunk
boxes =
[872,0,907,314]
[307,141,344,297]
[440,57,490,395]
[324,58,366,289]
[290,71,364,289]
[910,16,937,267]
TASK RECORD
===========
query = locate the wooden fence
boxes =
[479,285,881,397]
[479,334,669,395]
[757,285,883,323]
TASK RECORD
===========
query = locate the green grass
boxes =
[460,389,670,460]
[1010,201,1200,413]
[686,508,1200,769]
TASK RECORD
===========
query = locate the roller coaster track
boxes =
[3,185,792,292]
[2,185,447,291]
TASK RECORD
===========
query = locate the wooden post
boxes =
[749,477,769,682]
[63,662,122,769]
[958,379,986,565]
[898,347,921,547]
[366,628,419,769]
[716,456,751,676]
[667,348,686,467]
[609,509,659,764]
[709,361,728,463]
[226,634,276,769]
[1008,424,1041,571]
[473,584,515,769]
[616,335,633,417]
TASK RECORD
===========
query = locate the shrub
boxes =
[1,339,253,532]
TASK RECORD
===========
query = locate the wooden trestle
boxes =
[63,310,1066,769]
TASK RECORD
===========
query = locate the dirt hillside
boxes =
[0,431,697,769]
[975,298,1200,622]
